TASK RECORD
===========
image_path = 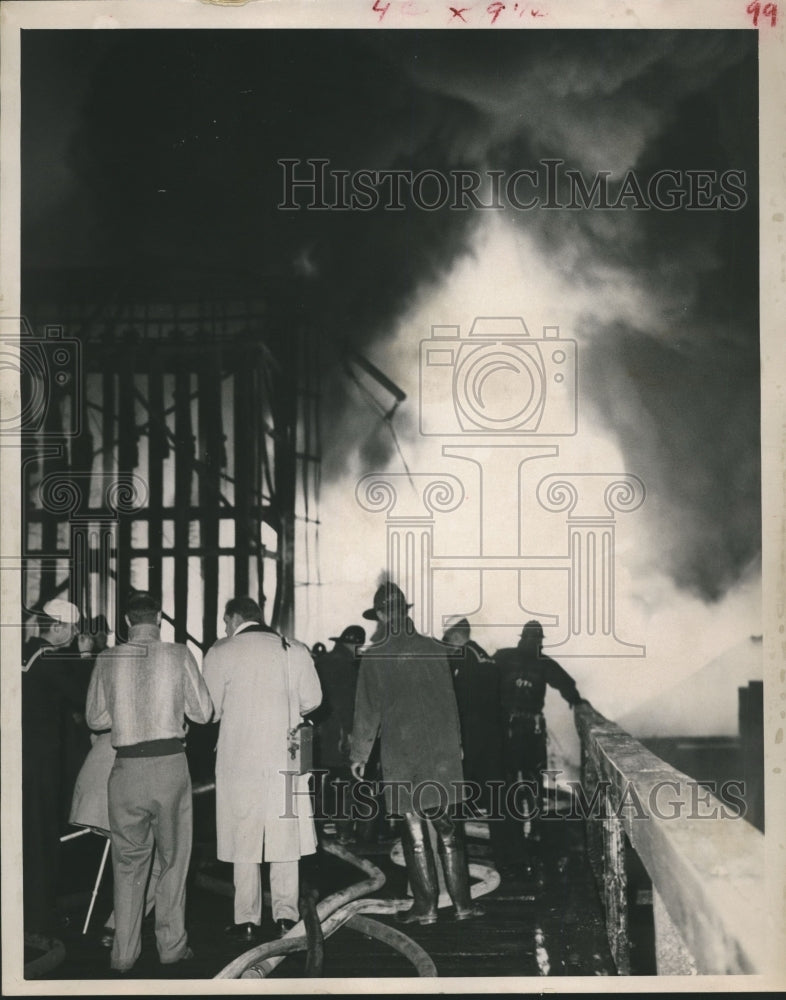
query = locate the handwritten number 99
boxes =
[747,1,778,26]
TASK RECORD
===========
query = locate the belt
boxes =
[115,738,185,758]
[507,711,545,735]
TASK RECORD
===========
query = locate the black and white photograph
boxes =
[1,0,784,992]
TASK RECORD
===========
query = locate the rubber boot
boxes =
[396,814,438,925]
[433,815,484,921]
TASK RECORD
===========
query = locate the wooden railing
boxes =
[574,701,766,975]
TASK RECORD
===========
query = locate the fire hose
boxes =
[23,933,66,979]
[215,838,499,979]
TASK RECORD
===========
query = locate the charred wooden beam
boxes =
[173,363,194,644]
[198,353,223,649]
[146,355,166,601]
[271,334,297,636]
[116,350,137,615]
[233,359,252,598]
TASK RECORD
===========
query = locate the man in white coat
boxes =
[203,596,322,943]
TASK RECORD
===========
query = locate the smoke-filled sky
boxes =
[21,28,759,623]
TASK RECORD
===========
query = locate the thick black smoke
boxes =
[23,30,490,474]
[21,30,759,602]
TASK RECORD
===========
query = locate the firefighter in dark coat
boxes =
[21,599,84,935]
[443,617,501,793]
[312,624,365,844]
[442,617,522,871]
[495,620,581,826]
[351,584,483,925]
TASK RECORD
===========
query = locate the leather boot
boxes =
[433,814,484,921]
[396,814,438,925]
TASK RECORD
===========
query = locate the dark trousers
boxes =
[493,715,548,864]
[22,749,61,934]
[107,753,193,970]
[504,714,547,807]
[317,765,356,840]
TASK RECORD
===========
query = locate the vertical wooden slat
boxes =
[233,357,251,598]
[255,357,273,614]
[70,365,95,620]
[39,386,66,603]
[21,442,37,614]
[116,345,136,620]
[299,327,311,593]
[272,333,297,636]
[147,352,165,602]
[198,352,222,649]
[173,362,193,644]
[100,367,115,619]
[72,525,89,627]
[311,325,323,590]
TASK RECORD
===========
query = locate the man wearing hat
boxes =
[351,583,482,925]
[361,586,414,643]
[495,620,582,836]
[22,598,84,935]
[311,625,365,845]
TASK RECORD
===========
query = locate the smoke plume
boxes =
[21,30,760,602]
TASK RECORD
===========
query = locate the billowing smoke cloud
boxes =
[377,30,760,602]
[22,29,759,602]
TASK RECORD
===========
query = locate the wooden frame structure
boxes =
[20,269,321,652]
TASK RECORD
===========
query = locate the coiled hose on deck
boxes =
[215,837,499,979]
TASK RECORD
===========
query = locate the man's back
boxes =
[353,624,465,804]
[357,628,458,733]
[496,644,580,715]
[205,628,321,778]
[87,623,212,745]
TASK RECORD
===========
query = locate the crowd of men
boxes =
[314,585,583,915]
[21,583,581,974]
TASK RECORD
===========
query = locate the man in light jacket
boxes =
[86,591,214,973]
[203,596,322,943]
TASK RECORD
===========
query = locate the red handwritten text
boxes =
[369,2,548,23]
[746,1,778,25]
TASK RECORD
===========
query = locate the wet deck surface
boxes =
[34,795,617,983]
